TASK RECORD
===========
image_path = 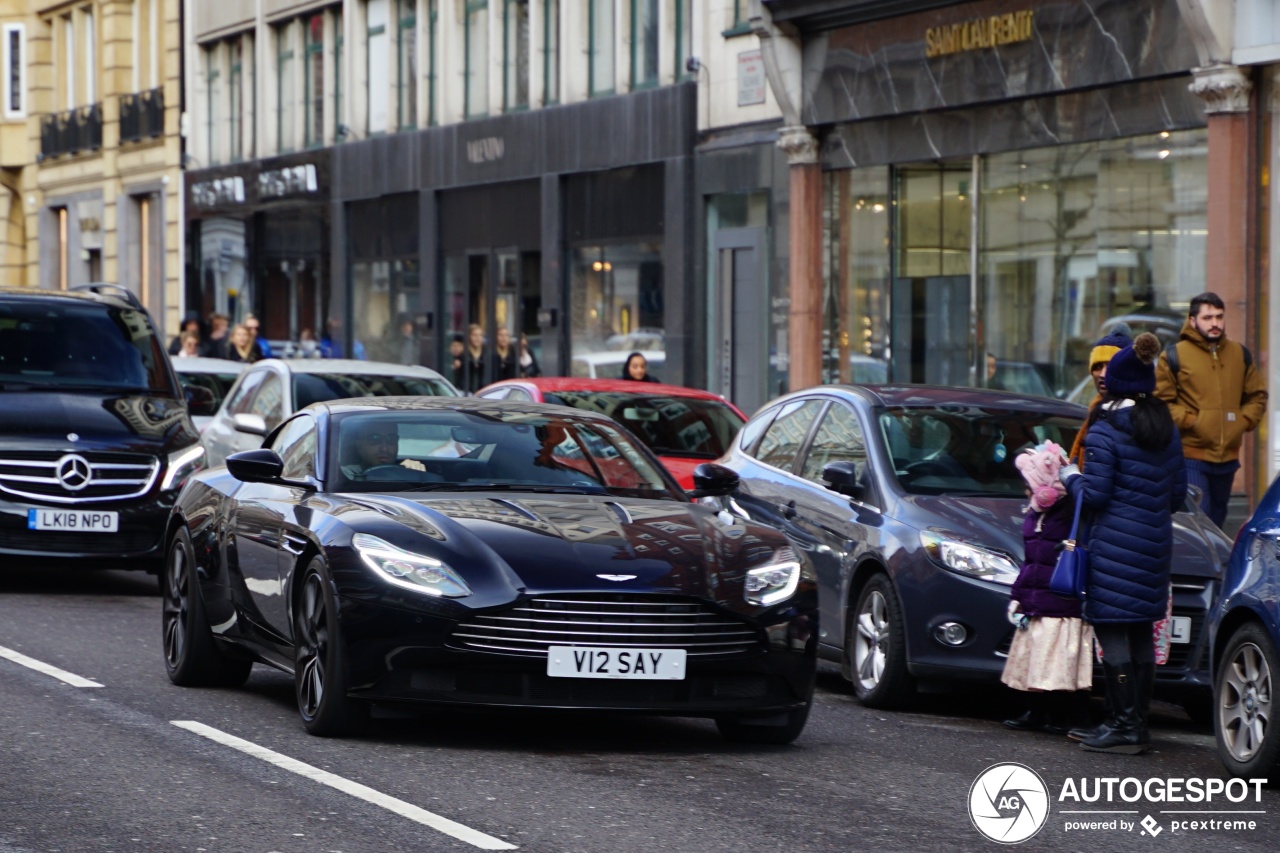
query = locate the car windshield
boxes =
[0,299,174,393]
[293,372,457,409]
[330,410,684,500]
[878,406,1080,497]
[177,370,242,417]
[543,391,744,459]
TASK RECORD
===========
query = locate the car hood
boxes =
[898,494,1224,579]
[358,493,786,597]
[0,391,198,454]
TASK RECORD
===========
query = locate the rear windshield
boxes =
[293,372,458,410]
[0,299,175,394]
[542,391,744,459]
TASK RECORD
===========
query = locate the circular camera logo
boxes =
[968,762,1050,844]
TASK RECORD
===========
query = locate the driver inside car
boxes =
[340,421,427,480]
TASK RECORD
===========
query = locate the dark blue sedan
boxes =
[1210,475,1280,777]
[711,385,1231,713]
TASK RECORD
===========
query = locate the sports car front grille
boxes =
[447,594,764,659]
[0,450,159,503]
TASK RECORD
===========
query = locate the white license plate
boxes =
[27,509,119,533]
[546,646,687,680]
[1169,616,1192,644]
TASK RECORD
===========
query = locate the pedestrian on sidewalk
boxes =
[1155,292,1267,528]
[1001,441,1095,736]
[1067,323,1132,466]
[1059,333,1187,755]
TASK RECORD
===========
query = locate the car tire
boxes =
[162,528,253,687]
[1215,622,1280,778]
[295,558,367,737]
[715,699,811,745]
[847,574,913,709]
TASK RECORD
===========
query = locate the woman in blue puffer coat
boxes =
[1059,332,1187,755]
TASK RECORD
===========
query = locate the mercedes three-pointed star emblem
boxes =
[55,454,92,491]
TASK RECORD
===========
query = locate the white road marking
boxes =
[0,644,103,687]
[171,721,517,850]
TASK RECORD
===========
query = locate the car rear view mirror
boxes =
[823,460,864,498]
[622,407,661,422]
[688,462,740,498]
[232,413,268,436]
[226,449,284,483]
[451,426,486,445]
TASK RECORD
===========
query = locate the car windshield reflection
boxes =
[330,410,683,500]
[878,406,1079,497]
[542,391,744,459]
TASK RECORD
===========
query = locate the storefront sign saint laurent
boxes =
[259,163,319,199]
[925,9,1035,58]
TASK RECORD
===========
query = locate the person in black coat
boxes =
[621,352,659,383]
[1059,333,1187,755]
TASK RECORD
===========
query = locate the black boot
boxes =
[1070,673,1117,742]
[1003,693,1047,731]
[1049,690,1094,736]
[1080,662,1150,754]
[1133,661,1156,743]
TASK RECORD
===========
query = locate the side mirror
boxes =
[183,384,217,416]
[1183,483,1205,514]
[226,449,284,483]
[688,462,740,498]
[232,412,268,436]
[823,460,863,497]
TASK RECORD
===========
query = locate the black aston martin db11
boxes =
[162,398,817,743]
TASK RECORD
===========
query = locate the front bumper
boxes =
[337,592,818,717]
[0,492,176,563]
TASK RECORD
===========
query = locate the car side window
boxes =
[738,406,779,456]
[249,373,285,431]
[224,370,267,416]
[754,399,824,472]
[799,403,867,484]
[504,387,533,402]
[272,416,317,481]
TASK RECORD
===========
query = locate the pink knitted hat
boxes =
[1015,441,1068,512]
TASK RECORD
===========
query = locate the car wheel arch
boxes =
[843,559,901,656]
[1214,605,1279,676]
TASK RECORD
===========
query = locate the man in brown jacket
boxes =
[1155,292,1268,528]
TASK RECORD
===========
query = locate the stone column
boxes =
[1189,62,1258,506]
[779,125,823,393]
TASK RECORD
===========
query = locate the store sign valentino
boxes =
[925,9,1035,58]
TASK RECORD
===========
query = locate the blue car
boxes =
[1210,475,1280,777]
[711,385,1231,713]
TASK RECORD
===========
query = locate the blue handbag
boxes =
[1049,490,1089,599]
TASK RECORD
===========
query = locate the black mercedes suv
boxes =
[0,286,204,573]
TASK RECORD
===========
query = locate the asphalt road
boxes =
[2,563,1277,853]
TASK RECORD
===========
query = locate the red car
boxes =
[475,377,747,489]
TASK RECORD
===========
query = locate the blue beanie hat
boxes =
[1104,332,1161,396]
[1089,322,1133,370]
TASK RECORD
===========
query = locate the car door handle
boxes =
[782,500,797,520]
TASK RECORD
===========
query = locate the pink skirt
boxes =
[1001,616,1095,692]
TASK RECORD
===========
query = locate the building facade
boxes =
[184,0,704,389]
[756,0,1275,500]
[0,0,182,330]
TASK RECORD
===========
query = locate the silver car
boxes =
[173,356,248,434]
[201,359,459,466]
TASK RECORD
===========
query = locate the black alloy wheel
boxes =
[162,528,252,687]
[295,557,366,736]
[1215,622,1280,778]
[847,573,913,709]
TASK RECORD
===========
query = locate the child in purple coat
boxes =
[1001,441,1095,734]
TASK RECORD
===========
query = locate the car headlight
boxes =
[919,532,1020,585]
[352,533,472,598]
[744,547,801,606]
[161,444,206,491]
